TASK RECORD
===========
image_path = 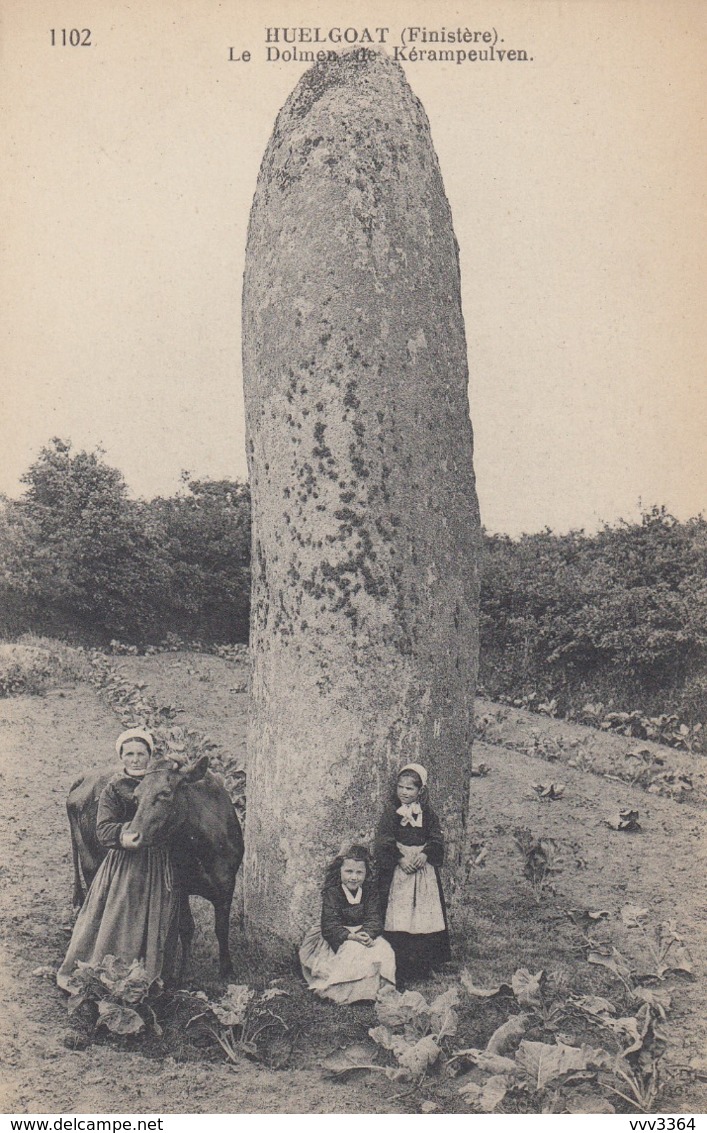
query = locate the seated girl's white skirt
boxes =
[299,926,396,1004]
[384,854,446,934]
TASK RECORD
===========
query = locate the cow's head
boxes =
[127,755,210,847]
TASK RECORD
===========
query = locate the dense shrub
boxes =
[0,440,250,646]
[1,441,704,728]
[145,477,250,643]
[480,508,707,725]
[0,440,171,643]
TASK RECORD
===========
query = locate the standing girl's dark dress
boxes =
[57,773,181,990]
[375,789,451,983]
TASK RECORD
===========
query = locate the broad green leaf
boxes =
[567,909,610,931]
[67,993,89,1016]
[112,960,153,1004]
[97,954,128,986]
[459,1074,510,1112]
[454,1048,517,1076]
[480,1074,510,1112]
[375,986,430,1031]
[210,984,254,1026]
[32,965,56,979]
[531,783,566,800]
[65,964,108,999]
[317,1046,369,1074]
[633,987,671,1019]
[658,921,694,975]
[343,1040,380,1064]
[368,1025,407,1058]
[486,1013,529,1055]
[429,987,460,1038]
[512,968,545,1007]
[587,947,633,984]
[429,986,460,1017]
[458,1080,483,1104]
[459,969,508,998]
[615,810,641,832]
[396,1034,440,1077]
[96,1000,144,1035]
[602,815,639,833]
[570,994,617,1017]
[473,1050,518,1076]
[516,1040,599,1091]
[599,1005,650,1055]
[370,1027,439,1079]
[319,1046,375,1078]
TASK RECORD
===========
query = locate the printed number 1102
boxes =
[50,29,92,46]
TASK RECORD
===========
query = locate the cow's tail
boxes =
[67,792,85,908]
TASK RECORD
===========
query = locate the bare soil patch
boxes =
[1,653,705,1113]
[0,684,388,1114]
[114,653,249,772]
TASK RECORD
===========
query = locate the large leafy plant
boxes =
[321,985,460,1083]
[186,984,290,1063]
[64,954,164,1035]
[320,906,691,1113]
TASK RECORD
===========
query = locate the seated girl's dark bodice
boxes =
[320,880,383,951]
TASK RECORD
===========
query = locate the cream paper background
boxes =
[0,0,705,1120]
[1,0,704,535]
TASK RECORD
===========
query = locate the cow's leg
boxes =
[68,813,85,908]
[178,898,196,985]
[214,899,233,978]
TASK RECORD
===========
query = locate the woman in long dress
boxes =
[57,728,182,991]
[299,844,396,1004]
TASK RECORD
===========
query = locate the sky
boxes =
[1,0,705,535]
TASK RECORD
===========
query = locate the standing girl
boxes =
[299,844,396,1004]
[375,763,451,986]
[57,728,182,991]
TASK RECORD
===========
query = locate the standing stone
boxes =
[242,51,481,948]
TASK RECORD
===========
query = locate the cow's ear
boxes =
[181,754,210,784]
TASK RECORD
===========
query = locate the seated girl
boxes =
[299,844,396,1004]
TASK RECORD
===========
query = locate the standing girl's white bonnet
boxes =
[398,762,428,787]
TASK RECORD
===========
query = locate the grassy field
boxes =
[1,645,705,1114]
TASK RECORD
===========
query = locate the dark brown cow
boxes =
[67,755,244,979]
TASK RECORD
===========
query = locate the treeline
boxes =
[480,508,707,725]
[1,440,705,724]
[0,439,250,645]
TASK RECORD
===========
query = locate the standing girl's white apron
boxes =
[384,843,446,934]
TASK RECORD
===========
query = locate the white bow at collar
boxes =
[397,802,423,827]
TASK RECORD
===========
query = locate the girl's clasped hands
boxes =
[347,928,374,946]
[399,848,427,874]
